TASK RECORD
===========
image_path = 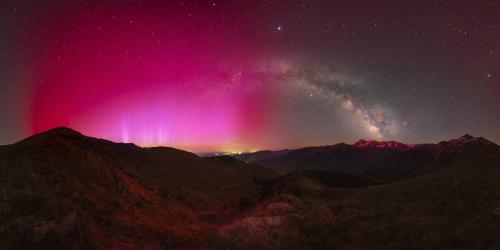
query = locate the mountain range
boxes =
[237,134,499,179]
[1,128,500,249]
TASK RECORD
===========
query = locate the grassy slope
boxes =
[0,129,194,249]
[213,153,500,249]
[0,128,277,248]
[331,153,500,249]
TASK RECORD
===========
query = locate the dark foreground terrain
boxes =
[1,128,500,249]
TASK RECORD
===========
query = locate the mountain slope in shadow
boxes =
[0,127,277,249]
[219,152,500,249]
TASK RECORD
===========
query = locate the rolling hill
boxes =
[217,152,500,249]
[0,127,277,248]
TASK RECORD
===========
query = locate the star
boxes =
[276,25,283,32]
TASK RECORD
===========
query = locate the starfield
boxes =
[0,0,499,249]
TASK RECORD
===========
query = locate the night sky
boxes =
[0,0,499,152]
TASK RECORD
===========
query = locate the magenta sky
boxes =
[2,1,499,151]
[29,3,286,151]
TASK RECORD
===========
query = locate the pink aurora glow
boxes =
[28,4,281,151]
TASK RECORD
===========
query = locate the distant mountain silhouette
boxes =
[366,135,500,180]
[353,139,413,150]
[237,135,500,179]
[236,149,292,163]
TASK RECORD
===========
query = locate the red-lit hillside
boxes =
[353,139,413,150]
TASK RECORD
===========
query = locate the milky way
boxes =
[0,0,499,151]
